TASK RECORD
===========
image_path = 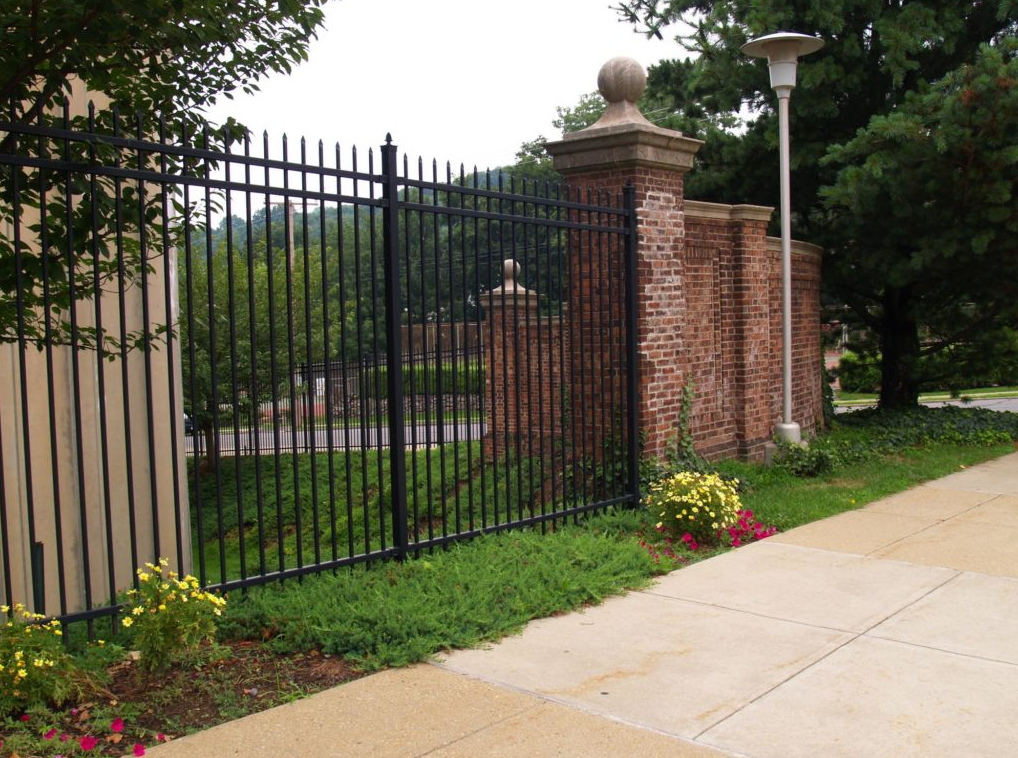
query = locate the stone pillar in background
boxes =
[545,57,703,462]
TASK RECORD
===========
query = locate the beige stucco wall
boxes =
[0,79,190,616]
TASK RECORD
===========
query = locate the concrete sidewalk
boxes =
[151,452,1018,758]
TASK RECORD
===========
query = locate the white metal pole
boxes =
[776,87,801,443]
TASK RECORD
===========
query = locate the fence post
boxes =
[381,135,409,559]
[623,183,640,507]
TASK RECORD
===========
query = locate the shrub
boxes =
[644,471,741,547]
[0,604,78,716]
[774,441,835,478]
[836,350,881,393]
[120,559,226,672]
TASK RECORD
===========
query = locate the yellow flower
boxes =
[132,606,144,616]
[158,604,166,611]
[138,572,151,582]
[121,617,134,628]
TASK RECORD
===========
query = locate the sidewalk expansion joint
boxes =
[689,568,963,741]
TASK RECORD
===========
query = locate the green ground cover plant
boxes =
[217,526,661,670]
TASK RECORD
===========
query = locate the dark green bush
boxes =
[360,361,484,398]
[836,328,1018,396]
[836,351,881,393]
[774,442,835,477]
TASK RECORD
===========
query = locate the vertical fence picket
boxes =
[381,136,409,559]
[0,113,636,627]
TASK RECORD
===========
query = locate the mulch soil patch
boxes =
[1,641,362,757]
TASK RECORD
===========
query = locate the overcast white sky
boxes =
[207,0,686,170]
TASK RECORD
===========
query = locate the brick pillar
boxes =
[545,57,703,462]
[729,206,776,459]
[481,259,541,462]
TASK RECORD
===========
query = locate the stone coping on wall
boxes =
[765,236,824,259]
[546,123,704,174]
[684,199,774,222]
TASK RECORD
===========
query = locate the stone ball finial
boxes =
[503,258,520,286]
[597,57,646,104]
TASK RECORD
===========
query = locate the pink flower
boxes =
[70,708,78,716]
[44,728,58,740]
[157,733,166,743]
[19,714,30,722]
[60,733,70,742]
[80,735,98,751]
[133,742,146,756]
[111,717,125,733]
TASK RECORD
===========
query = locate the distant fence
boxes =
[184,347,486,456]
[0,106,638,632]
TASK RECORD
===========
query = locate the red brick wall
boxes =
[482,180,823,465]
[767,241,824,439]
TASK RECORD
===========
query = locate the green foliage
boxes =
[642,382,710,484]
[119,560,226,673]
[821,361,836,427]
[180,225,381,443]
[0,0,328,350]
[837,350,881,394]
[618,0,1018,408]
[0,604,78,716]
[774,406,1018,480]
[838,330,1018,396]
[717,441,1014,533]
[361,360,484,398]
[643,471,742,546]
[217,527,658,670]
[774,441,835,478]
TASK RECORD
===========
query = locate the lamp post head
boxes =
[741,32,823,94]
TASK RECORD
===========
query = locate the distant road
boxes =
[184,421,485,456]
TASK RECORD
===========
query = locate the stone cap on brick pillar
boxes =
[545,57,703,175]
[483,259,540,312]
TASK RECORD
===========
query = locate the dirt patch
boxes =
[1,641,362,757]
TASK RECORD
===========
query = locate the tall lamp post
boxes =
[741,31,824,445]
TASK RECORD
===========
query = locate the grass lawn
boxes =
[836,385,1018,404]
[187,442,551,585]
[718,442,1014,531]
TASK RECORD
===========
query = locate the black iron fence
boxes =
[0,104,638,633]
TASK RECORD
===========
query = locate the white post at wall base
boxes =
[741,31,823,446]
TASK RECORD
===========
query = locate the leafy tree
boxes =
[616,0,1018,407]
[822,43,1018,403]
[0,0,328,350]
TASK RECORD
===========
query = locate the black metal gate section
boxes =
[0,109,637,629]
